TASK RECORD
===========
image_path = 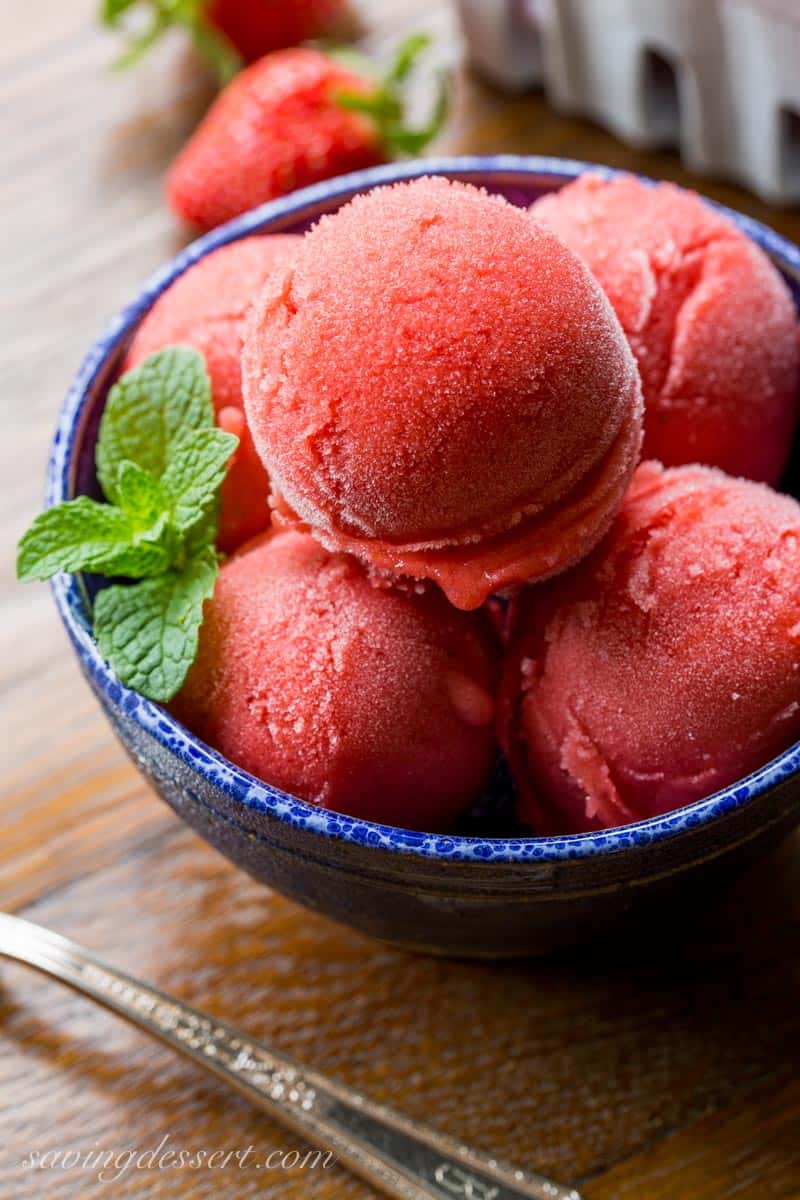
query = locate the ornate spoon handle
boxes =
[0,912,580,1200]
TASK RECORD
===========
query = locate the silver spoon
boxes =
[0,911,580,1200]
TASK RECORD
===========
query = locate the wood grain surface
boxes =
[1,2,799,1197]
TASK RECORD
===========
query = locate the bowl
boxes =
[48,156,800,957]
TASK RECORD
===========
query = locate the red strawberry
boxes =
[101,0,351,81]
[208,0,351,64]
[167,36,447,231]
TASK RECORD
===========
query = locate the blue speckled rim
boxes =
[47,155,800,864]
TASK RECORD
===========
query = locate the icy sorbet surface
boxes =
[126,234,300,552]
[171,531,499,830]
[243,177,643,609]
[499,462,800,834]
[532,174,800,483]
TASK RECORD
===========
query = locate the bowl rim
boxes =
[47,153,800,865]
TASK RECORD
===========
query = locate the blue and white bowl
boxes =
[48,157,800,957]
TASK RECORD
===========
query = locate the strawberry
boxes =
[166,36,447,231]
[208,0,350,64]
[101,0,351,81]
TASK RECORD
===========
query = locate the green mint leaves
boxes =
[17,347,238,703]
[94,547,219,702]
[96,344,216,499]
[16,496,170,581]
[160,427,242,532]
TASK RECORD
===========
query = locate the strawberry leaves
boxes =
[17,348,238,702]
[333,33,449,159]
[101,0,241,82]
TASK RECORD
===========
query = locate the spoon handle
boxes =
[0,911,580,1200]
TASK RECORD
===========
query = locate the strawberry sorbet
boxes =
[126,234,300,552]
[171,531,499,830]
[531,174,800,484]
[499,462,800,834]
[243,177,643,610]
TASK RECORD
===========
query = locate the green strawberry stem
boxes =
[101,0,241,83]
[333,33,449,158]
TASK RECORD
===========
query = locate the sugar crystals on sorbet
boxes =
[243,176,643,610]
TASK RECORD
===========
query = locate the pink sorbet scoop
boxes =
[531,173,800,484]
[498,461,800,834]
[171,530,500,831]
[126,234,300,553]
[242,176,643,610]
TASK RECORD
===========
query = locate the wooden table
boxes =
[2,2,799,1196]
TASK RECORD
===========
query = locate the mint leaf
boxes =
[94,547,218,701]
[19,344,239,703]
[183,499,221,558]
[17,348,232,588]
[17,496,169,582]
[96,347,213,503]
[116,459,165,527]
[160,428,238,532]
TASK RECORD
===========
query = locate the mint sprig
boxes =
[17,347,238,702]
[94,547,219,701]
[160,427,242,532]
[96,345,216,501]
[17,496,170,582]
